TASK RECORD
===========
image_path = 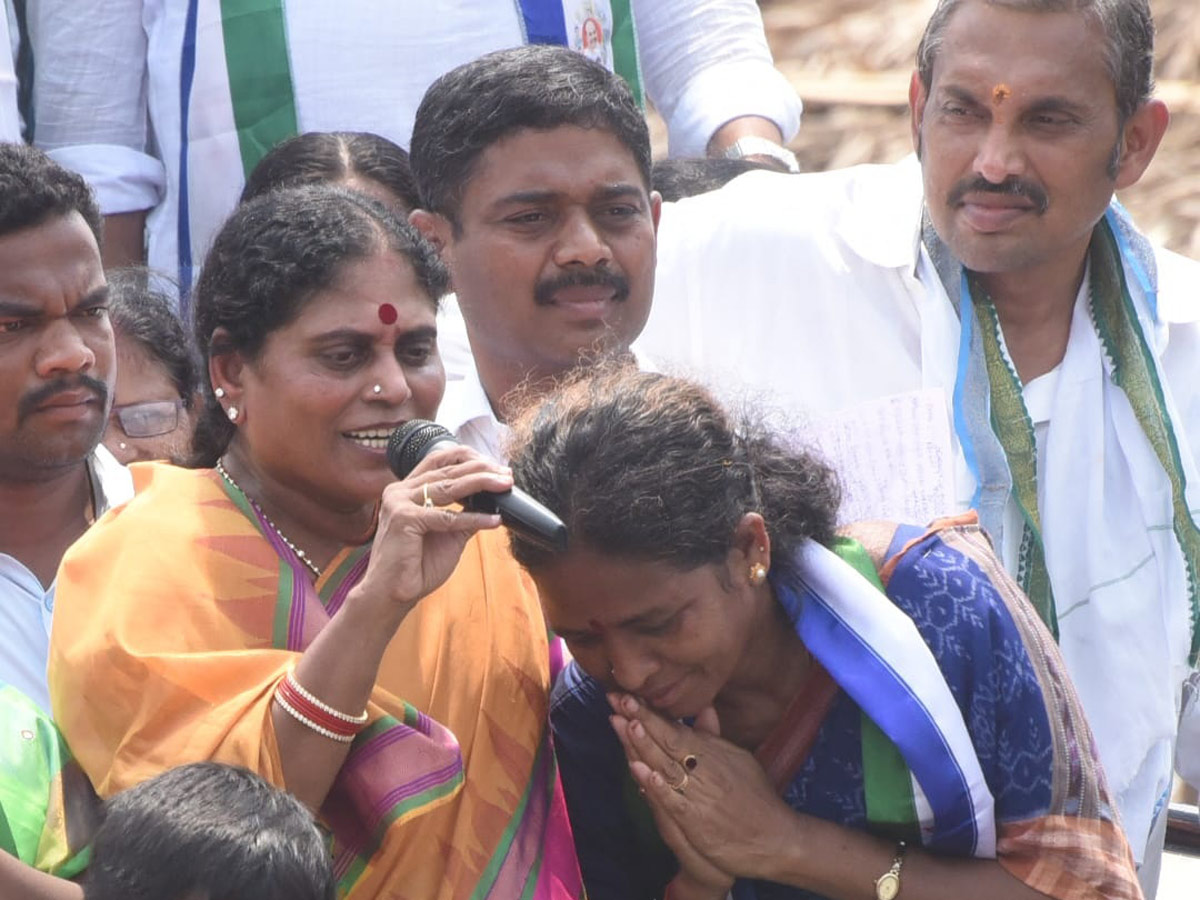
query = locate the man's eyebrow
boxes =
[0,284,110,318]
[0,299,42,318]
[77,285,111,307]
[937,85,986,106]
[493,189,559,208]
[1023,96,1090,117]
[938,84,1089,118]
[593,184,647,202]
[492,183,646,208]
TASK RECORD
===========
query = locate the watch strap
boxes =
[721,136,800,173]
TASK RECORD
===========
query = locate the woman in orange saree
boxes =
[48,186,582,899]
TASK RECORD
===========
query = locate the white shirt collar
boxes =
[437,296,656,461]
[832,154,927,273]
[437,351,510,460]
[88,443,135,516]
[435,294,500,442]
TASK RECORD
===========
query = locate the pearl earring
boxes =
[749,563,768,586]
[227,406,239,422]
[214,387,226,399]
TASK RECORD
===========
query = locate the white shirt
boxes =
[646,158,1200,872]
[29,0,800,289]
[437,295,657,462]
[0,1,19,141]
[0,446,133,712]
[435,296,510,461]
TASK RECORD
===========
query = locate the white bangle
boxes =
[274,691,355,743]
[285,670,369,725]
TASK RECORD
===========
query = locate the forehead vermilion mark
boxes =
[378,302,398,325]
[992,84,1012,105]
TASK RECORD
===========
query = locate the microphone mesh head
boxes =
[387,420,453,478]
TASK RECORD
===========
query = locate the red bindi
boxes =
[378,303,398,325]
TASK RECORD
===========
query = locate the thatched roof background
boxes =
[651,0,1199,258]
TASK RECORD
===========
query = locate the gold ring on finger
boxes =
[680,754,698,771]
[422,482,434,509]
[665,769,688,794]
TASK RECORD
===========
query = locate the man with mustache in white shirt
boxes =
[642,1,1199,894]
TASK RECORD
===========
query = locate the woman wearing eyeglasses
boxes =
[101,269,199,465]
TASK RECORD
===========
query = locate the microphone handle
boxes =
[420,439,567,552]
[461,490,567,552]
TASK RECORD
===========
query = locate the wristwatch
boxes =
[721,136,800,173]
[874,841,907,900]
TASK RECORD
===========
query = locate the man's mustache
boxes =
[534,268,630,307]
[948,176,1049,215]
[18,376,109,423]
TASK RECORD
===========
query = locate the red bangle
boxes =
[275,675,367,738]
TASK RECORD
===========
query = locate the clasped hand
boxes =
[608,693,801,894]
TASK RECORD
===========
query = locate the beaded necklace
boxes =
[215,459,322,579]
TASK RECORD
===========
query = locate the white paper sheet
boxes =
[801,389,957,526]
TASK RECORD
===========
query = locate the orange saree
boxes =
[49,463,582,899]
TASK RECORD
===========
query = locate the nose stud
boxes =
[373,384,382,395]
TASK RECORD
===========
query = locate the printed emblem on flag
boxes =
[566,0,614,69]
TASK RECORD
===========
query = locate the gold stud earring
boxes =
[749,563,768,586]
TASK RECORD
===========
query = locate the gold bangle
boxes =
[874,841,906,900]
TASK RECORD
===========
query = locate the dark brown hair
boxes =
[241,131,419,213]
[917,0,1155,122]
[507,365,841,572]
[190,185,447,467]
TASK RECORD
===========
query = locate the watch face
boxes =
[876,872,900,900]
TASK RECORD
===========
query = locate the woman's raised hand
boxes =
[350,444,510,625]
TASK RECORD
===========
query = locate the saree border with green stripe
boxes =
[217,472,583,898]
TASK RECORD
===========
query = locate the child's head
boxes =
[84,762,334,900]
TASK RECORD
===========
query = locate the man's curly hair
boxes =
[0,143,102,245]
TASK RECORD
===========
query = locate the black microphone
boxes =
[387,420,568,552]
